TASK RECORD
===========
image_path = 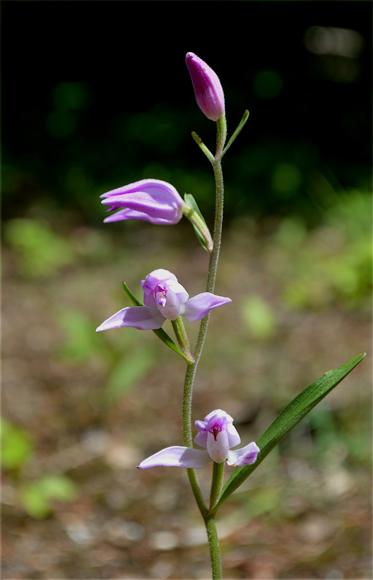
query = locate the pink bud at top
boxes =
[185,52,225,122]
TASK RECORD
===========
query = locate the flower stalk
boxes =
[182,114,227,575]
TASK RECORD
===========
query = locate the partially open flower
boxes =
[96,269,231,332]
[185,52,225,122]
[138,409,260,469]
[101,179,184,225]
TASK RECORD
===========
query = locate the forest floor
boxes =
[2,217,371,579]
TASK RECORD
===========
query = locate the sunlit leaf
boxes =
[216,352,366,508]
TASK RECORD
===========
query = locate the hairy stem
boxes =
[182,116,227,565]
[205,516,223,579]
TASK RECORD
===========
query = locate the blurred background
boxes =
[2,1,372,578]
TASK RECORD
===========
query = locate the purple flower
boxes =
[185,52,225,122]
[138,409,260,469]
[96,269,231,332]
[100,179,185,225]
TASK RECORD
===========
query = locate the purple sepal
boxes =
[101,179,184,225]
[184,293,232,322]
[96,306,164,332]
[138,446,209,469]
[227,442,260,467]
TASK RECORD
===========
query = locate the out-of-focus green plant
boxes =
[105,350,155,403]
[241,295,277,340]
[58,309,157,404]
[59,310,104,363]
[20,475,78,519]
[275,192,371,309]
[5,218,75,278]
[0,418,33,470]
[1,419,79,518]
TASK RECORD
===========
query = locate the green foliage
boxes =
[20,475,78,519]
[278,193,372,309]
[5,219,74,278]
[0,418,33,470]
[241,295,276,340]
[216,352,366,508]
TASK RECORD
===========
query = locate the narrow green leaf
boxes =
[183,194,213,253]
[216,352,366,508]
[122,282,142,306]
[222,109,250,157]
[191,131,215,163]
[122,283,193,364]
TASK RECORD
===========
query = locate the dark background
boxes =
[3,1,372,221]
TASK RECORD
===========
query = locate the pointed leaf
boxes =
[183,193,212,252]
[122,283,194,364]
[216,352,366,508]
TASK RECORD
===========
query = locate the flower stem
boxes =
[181,115,227,574]
[209,462,225,510]
[205,516,223,579]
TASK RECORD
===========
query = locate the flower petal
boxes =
[96,306,164,332]
[194,424,208,448]
[184,293,232,322]
[102,191,182,224]
[138,446,209,469]
[227,442,260,467]
[207,429,230,463]
[101,178,180,199]
[103,208,179,225]
[227,422,241,448]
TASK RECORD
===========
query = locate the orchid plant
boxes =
[97,51,365,579]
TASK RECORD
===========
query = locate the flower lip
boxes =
[206,416,227,441]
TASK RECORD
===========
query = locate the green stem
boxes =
[209,461,225,510]
[205,516,223,579]
[181,115,227,572]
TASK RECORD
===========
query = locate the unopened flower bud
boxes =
[185,52,225,122]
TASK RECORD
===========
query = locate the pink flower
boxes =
[138,409,260,468]
[185,52,225,121]
[101,179,184,225]
[96,269,231,332]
